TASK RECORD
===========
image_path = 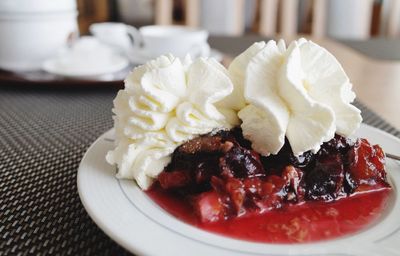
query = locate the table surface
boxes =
[1,36,400,255]
[210,36,400,60]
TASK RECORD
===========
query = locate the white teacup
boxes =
[89,22,140,55]
[134,25,210,58]
[90,23,210,59]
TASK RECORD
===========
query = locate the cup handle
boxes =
[188,43,211,58]
[125,25,142,50]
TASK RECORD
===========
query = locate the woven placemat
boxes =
[0,87,399,255]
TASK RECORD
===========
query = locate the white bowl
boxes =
[0,11,78,72]
[0,0,76,13]
[137,25,209,58]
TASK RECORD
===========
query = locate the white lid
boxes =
[0,0,77,13]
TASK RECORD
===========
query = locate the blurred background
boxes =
[77,0,400,39]
[2,0,400,75]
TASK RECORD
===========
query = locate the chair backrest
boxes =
[154,0,173,25]
[154,0,320,36]
[383,0,400,37]
[154,0,400,38]
[259,0,299,37]
[155,0,245,35]
[258,0,334,38]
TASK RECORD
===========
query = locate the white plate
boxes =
[128,48,224,64]
[42,54,129,79]
[77,124,400,256]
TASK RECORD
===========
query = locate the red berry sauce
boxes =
[148,128,392,243]
[147,185,391,243]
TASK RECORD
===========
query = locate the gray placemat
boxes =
[0,87,399,255]
[0,87,129,255]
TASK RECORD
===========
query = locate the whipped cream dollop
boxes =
[106,54,238,189]
[229,39,362,156]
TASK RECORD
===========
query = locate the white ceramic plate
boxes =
[77,124,400,256]
[128,48,224,64]
[42,54,129,79]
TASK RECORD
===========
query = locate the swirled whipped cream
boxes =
[107,39,363,189]
[227,39,362,156]
[106,54,239,189]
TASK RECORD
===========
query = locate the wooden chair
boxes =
[259,0,300,37]
[259,0,400,38]
[155,0,245,35]
[77,0,110,34]
[154,0,400,38]
[384,0,400,37]
[154,0,323,37]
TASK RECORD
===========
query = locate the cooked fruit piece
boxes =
[219,146,265,178]
[318,134,353,157]
[262,138,315,169]
[255,175,286,210]
[243,177,262,196]
[306,153,344,201]
[193,191,225,223]
[178,135,233,154]
[158,170,192,189]
[209,176,243,217]
[195,161,218,184]
[347,138,388,189]
[282,166,305,202]
[224,178,246,214]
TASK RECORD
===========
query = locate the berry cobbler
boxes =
[107,38,392,243]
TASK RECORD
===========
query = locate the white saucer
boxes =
[42,55,129,79]
[128,48,224,64]
[78,124,400,256]
[42,36,130,79]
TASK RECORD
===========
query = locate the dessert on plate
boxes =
[106,39,392,243]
